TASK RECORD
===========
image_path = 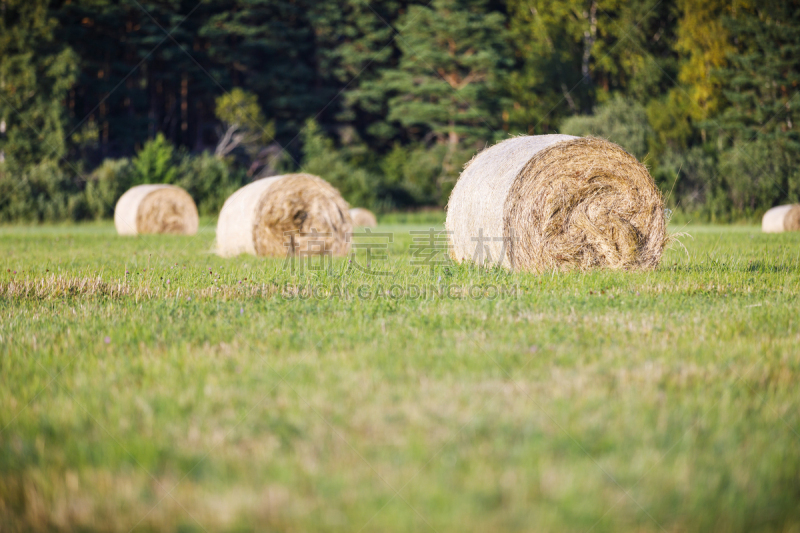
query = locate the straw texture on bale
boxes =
[349,207,378,227]
[762,204,800,233]
[216,173,352,257]
[446,135,667,272]
[114,184,198,236]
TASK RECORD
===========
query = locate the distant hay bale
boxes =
[114,184,198,236]
[349,207,377,227]
[216,173,352,257]
[762,204,800,233]
[446,135,667,272]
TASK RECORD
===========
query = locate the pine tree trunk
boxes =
[181,74,188,135]
[581,0,598,94]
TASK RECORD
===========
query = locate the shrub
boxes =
[0,163,33,222]
[82,158,134,220]
[652,146,717,211]
[132,133,177,185]
[379,143,471,208]
[300,120,376,209]
[718,139,799,217]
[0,160,74,222]
[177,152,243,216]
[560,95,654,161]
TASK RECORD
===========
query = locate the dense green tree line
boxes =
[1,0,799,221]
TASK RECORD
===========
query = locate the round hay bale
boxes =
[762,204,800,233]
[446,135,667,272]
[114,184,198,236]
[349,207,378,227]
[216,173,352,257]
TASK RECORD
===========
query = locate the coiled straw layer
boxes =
[762,205,800,233]
[216,173,352,257]
[349,208,378,227]
[446,135,667,272]
[114,185,198,236]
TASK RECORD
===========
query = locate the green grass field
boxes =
[1,220,799,532]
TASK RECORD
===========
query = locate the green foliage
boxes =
[719,140,800,215]
[711,1,800,217]
[82,158,134,220]
[0,0,77,223]
[506,0,675,133]
[0,163,37,222]
[0,0,78,173]
[300,119,375,209]
[131,134,177,185]
[646,90,695,152]
[1,0,799,221]
[672,0,734,122]
[717,1,800,145]
[652,146,717,212]
[560,96,654,161]
[214,89,274,152]
[215,89,267,132]
[177,151,243,216]
[20,160,72,222]
[379,142,471,207]
[310,0,400,131]
[379,0,510,148]
[350,0,510,200]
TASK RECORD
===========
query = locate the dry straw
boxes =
[114,184,198,236]
[216,173,352,257]
[446,135,668,272]
[762,204,800,233]
[349,207,378,227]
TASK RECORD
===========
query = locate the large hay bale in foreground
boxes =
[216,173,352,257]
[762,205,800,233]
[446,135,667,272]
[114,184,198,236]
[349,207,377,227]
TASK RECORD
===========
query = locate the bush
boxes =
[177,152,243,216]
[379,143,471,208]
[652,146,717,212]
[0,160,75,222]
[77,151,243,220]
[0,163,33,222]
[132,133,177,185]
[82,158,134,220]
[718,139,800,217]
[300,120,377,209]
[560,95,654,161]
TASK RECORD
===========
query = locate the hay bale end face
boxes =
[114,184,198,236]
[446,135,667,272]
[216,173,352,257]
[762,205,800,233]
[349,207,378,227]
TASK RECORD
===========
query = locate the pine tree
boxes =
[201,0,318,137]
[0,0,77,171]
[56,0,219,159]
[132,133,176,184]
[377,0,509,155]
[718,1,800,145]
[0,0,78,221]
[308,0,412,144]
[506,0,675,134]
[716,0,800,209]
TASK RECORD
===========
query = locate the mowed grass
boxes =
[1,220,799,533]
